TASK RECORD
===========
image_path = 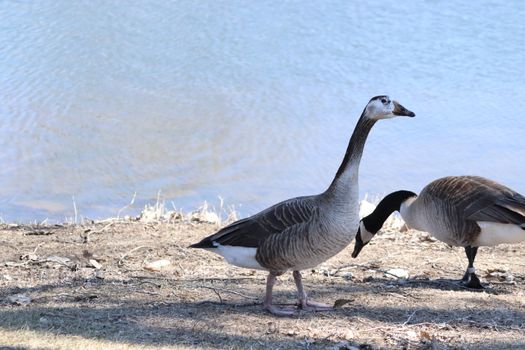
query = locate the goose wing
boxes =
[459,177,525,225]
[189,195,318,248]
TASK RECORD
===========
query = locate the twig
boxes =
[138,280,162,288]
[117,192,137,219]
[72,196,78,224]
[135,290,161,296]
[118,246,150,266]
[196,286,223,303]
[84,222,116,242]
[192,285,258,301]
[403,310,418,326]
[32,242,44,254]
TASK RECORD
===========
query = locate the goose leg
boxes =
[263,273,295,317]
[293,271,332,311]
[462,246,483,289]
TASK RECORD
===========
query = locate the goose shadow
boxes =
[0,272,524,349]
[1,296,524,349]
[354,276,517,295]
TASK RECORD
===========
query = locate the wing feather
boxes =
[189,195,317,248]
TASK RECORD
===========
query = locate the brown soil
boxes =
[0,219,524,349]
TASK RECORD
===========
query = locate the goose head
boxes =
[364,95,415,120]
[351,221,375,258]
[352,190,418,258]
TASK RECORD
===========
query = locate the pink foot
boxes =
[264,303,296,317]
[299,299,333,312]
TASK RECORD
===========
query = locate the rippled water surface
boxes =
[1,1,525,222]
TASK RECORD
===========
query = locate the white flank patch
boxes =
[474,221,525,246]
[208,243,266,270]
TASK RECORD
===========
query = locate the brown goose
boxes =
[190,96,415,315]
[352,176,525,289]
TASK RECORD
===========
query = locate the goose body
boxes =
[353,176,525,288]
[190,96,415,315]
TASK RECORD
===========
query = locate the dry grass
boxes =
[0,209,524,349]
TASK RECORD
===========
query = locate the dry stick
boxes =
[200,286,223,303]
[32,242,44,255]
[136,290,161,296]
[403,310,418,326]
[17,243,45,262]
[72,196,78,224]
[192,285,258,301]
[117,192,137,219]
[85,222,116,242]
[118,246,150,266]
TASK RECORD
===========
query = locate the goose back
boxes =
[408,176,525,246]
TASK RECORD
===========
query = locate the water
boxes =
[1,1,525,222]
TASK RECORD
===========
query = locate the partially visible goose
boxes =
[189,96,415,316]
[352,176,525,289]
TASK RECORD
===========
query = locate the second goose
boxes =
[352,176,525,288]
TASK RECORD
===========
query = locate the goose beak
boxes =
[351,230,364,258]
[393,101,415,117]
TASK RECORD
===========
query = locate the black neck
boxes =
[328,109,376,189]
[362,190,417,233]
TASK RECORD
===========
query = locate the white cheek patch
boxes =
[366,98,394,120]
[360,221,375,244]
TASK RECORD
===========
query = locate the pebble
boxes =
[386,268,410,279]
[7,293,32,306]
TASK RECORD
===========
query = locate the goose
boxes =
[352,176,525,289]
[189,96,415,316]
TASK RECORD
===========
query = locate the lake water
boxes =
[1,1,525,222]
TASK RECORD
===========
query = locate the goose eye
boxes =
[381,98,387,104]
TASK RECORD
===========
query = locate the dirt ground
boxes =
[0,218,524,350]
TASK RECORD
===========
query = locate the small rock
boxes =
[3,274,12,281]
[341,272,354,280]
[190,210,220,224]
[39,317,50,325]
[144,259,171,272]
[88,259,102,269]
[321,268,337,277]
[20,253,38,261]
[7,294,31,306]
[486,269,514,282]
[406,330,418,340]
[267,321,278,334]
[95,270,105,279]
[46,256,71,265]
[343,329,354,340]
[386,268,409,279]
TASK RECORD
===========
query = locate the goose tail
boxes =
[188,239,215,249]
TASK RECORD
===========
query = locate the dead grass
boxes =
[0,214,524,349]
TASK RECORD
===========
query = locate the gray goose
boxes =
[190,96,415,316]
[352,176,525,289]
